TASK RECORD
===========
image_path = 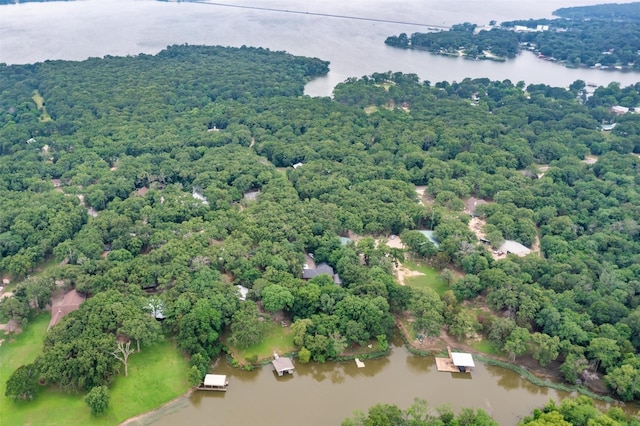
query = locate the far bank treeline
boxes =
[385,2,640,69]
[1,43,640,407]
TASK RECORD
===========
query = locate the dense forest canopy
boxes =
[343,396,640,426]
[2,43,640,408]
[385,2,640,69]
[554,2,640,21]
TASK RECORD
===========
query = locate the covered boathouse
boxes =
[198,374,229,391]
[435,347,475,373]
[272,354,295,376]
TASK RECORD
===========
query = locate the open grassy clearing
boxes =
[402,260,448,295]
[1,314,190,426]
[32,90,52,122]
[225,320,295,363]
[468,338,504,356]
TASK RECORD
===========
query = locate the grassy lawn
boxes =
[225,320,295,363]
[402,260,449,295]
[468,338,504,357]
[32,90,52,122]
[1,315,190,426]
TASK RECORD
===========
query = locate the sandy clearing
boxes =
[394,263,424,286]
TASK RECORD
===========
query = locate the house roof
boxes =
[451,352,475,368]
[499,240,531,256]
[302,263,342,284]
[339,237,353,246]
[303,263,334,279]
[236,285,249,301]
[48,289,85,329]
[243,191,260,201]
[272,357,295,373]
[417,230,440,248]
[203,374,227,387]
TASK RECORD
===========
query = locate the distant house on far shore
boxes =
[611,105,629,115]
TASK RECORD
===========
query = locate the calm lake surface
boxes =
[152,340,585,426]
[1,0,640,97]
[2,1,640,423]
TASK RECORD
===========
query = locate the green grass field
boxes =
[468,338,504,356]
[225,321,296,363]
[0,314,190,426]
[32,90,53,122]
[402,260,449,295]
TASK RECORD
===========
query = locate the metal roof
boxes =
[499,240,531,256]
[272,357,295,372]
[203,374,227,387]
[451,352,475,368]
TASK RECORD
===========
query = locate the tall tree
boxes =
[111,340,135,377]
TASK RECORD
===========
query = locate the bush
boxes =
[85,385,110,416]
[5,363,40,402]
[188,366,203,387]
[298,347,311,364]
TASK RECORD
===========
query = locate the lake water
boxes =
[2,1,639,423]
[1,0,640,97]
[149,340,601,426]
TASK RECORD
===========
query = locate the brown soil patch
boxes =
[377,236,404,250]
[531,234,541,255]
[468,217,505,261]
[463,197,488,214]
[394,263,424,286]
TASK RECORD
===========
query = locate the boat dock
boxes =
[272,353,295,376]
[435,347,475,373]
[197,374,229,391]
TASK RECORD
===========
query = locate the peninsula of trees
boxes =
[385,2,640,70]
[1,43,640,420]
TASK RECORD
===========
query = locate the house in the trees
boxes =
[48,289,85,330]
[499,240,531,257]
[302,262,342,285]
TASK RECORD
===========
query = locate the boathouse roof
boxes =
[451,352,475,368]
[203,374,227,387]
[272,357,295,374]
